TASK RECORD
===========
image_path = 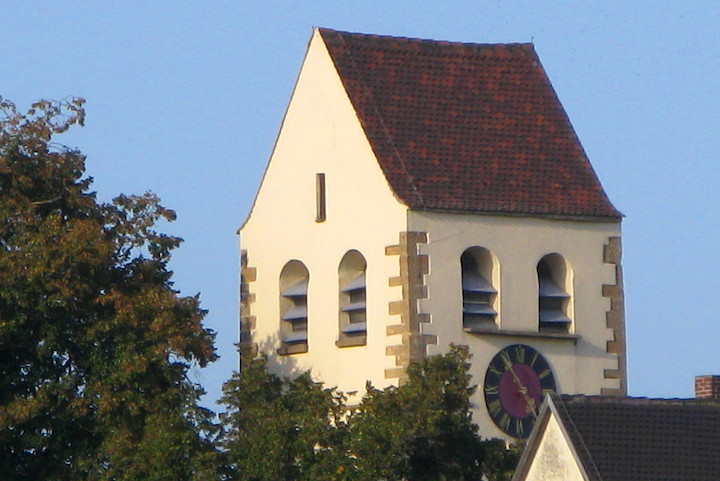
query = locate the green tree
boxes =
[481,439,524,481]
[221,345,521,481]
[350,345,487,481]
[220,357,350,481]
[0,97,218,480]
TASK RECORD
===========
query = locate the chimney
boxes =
[695,375,720,399]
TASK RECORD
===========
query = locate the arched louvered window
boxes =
[337,250,367,347]
[461,248,497,330]
[537,254,572,333]
[279,260,309,354]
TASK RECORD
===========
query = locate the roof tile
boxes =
[556,395,720,481]
[318,28,621,219]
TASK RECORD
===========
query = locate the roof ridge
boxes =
[318,27,533,50]
[561,394,720,407]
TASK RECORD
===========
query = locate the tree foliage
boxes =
[0,96,521,480]
[349,345,483,481]
[0,97,218,480]
[220,358,350,481]
[220,345,521,481]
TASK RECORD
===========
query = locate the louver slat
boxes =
[283,331,308,343]
[341,321,367,334]
[282,279,309,297]
[462,273,496,293]
[539,310,571,324]
[342,274,365,293]
[463,302,497,315]
[282,305,307,321]
[539,278,569,298]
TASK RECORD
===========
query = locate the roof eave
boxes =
[410,207,623,223]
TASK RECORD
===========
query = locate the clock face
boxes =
[483,344,557,439]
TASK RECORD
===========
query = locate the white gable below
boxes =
[521,413,585,481]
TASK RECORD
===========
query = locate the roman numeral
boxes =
[514,345,526,363]
[500,351,512,367]
[488,399,502,416]
[488,364,503,376]
[500,413,511,431]
[530,351,539,367]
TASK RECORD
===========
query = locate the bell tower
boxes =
[239,27,625,441]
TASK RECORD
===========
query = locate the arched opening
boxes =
[461,247,497,330]
[279,260,309,353]
[337,250,367,347]
[537,254,572,333]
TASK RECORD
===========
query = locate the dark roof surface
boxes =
[318,28,621,219]
[555,395,720,481]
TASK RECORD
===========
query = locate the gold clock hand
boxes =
[501,356,538,419]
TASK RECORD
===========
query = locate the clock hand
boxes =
[501,356,538,419]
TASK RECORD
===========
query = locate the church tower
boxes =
[239,28,626,441]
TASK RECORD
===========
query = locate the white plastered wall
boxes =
[522,413,585,481]
[240,29,408,397]
[409,210,622,439]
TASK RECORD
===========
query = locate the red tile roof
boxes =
[318,28,621,220]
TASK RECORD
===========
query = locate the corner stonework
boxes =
[239,249,258,368]
[384,231,436,384]
[601,236,627,395]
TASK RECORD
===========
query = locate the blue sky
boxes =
[2,1,718,406]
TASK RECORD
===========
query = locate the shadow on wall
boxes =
[250,334,306,379]
[242,334,361,399]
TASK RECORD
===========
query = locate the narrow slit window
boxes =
[316,173,326,222]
